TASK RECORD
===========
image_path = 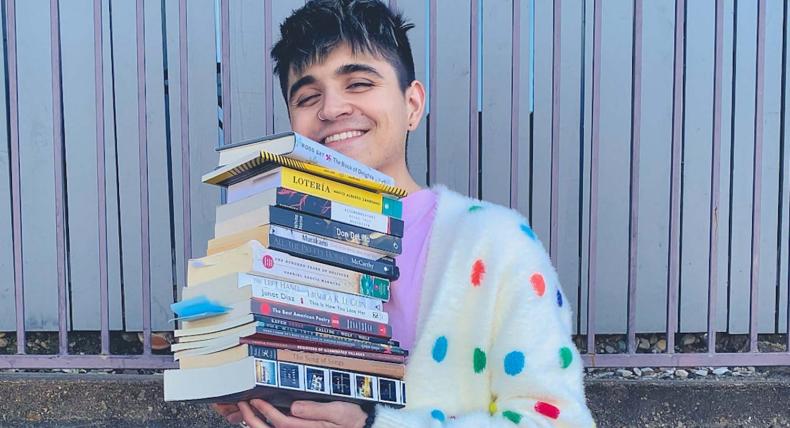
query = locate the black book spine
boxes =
[253,323,407,356]
[248,345,278,360]
[268,234,400,280]
[275,187,405,237]
[269,205,402,255]
[254,315,399,346]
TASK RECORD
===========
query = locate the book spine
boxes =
[291,134,396,186]
[280,168,402,218]
[253,315,397,346]
[250,247,391,301]
[252,323,406,356]
[268,223,392,262]
[269,206,402,255]
[275,187,404,237]
[268,234,399,280]
[239,338,406,364]
[248,345,405,379]
[246,275,384,311]
[249,274,389,323]
[250,298,392,339]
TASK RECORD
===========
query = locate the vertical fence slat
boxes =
[782,0,790,341]
[263,0,272,135]
[135,0,151,354]
[467,0,478,198]
[61,0,102,333]
[17,0,59,333]
[708,0,725,354]
[427,0,436,185]
[680,0,717,334]
[220,0,231,146]
[433,0,471,193]
[531,0,554,242]
[49,0,67,355]
[626,0,642,354]
[186,0,219,260]
[549,0,561,260]
[229,0,265,142]
[555,0,585,336]
[636,0,675,335]
[749,0,766,351]
[4,0,25,350]
[480,0,512,206]
[0,0,15,332]
[400,0,429,188]
[93,0,109,353]
[144,0,177,332]
[269,0,303,134]
[513,0,532,217]
[177,0,191,295]
[667,0,686,354]
[586,0,602,353]
[593,0,633,335]
[757,0,785,336]
[509,0,520,210]
[728,0,759,334]
[579,0,594,336]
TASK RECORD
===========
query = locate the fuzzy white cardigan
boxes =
[373,186,595,427]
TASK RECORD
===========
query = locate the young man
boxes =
[215,1,595,426]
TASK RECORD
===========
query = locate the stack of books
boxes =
[163,132,408,410]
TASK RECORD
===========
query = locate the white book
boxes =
[216,131,395,186]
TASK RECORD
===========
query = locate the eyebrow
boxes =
[288,63,384,102]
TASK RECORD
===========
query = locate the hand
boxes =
[238,399,369,428]
[212,402,244,425]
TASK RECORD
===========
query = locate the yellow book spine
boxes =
[280,168,385,214]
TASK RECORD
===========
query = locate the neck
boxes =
[379,162,422,195]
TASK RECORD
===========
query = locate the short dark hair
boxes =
[271,0,416,102]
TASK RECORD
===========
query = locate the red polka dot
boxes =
[534,401,560,419]
[471,259,486,287]
[530,273,546,296]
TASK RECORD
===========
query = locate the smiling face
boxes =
[286,43,425,185]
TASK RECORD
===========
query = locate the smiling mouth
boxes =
[323,130,367,144]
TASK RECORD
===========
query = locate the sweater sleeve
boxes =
[372,226,595,428]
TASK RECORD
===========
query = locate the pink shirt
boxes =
[384,188,437,351]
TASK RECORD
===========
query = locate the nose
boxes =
[318,88,353,121]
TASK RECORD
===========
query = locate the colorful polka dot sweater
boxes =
[373,186,595,427]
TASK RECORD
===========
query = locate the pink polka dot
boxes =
[534,401,560,419]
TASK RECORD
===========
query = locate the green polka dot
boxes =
[560,347,573,369]
[468,205,483,212]
[473,348,487,373]
[503,410,522,424]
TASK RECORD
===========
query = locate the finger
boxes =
[250,399,320,428]
[290,401,346,421]
[213,403,240,417]
[238,401,272,428]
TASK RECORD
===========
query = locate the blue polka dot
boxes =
[504,351,525,376]
[431,409,446,422]
[432,336,448,362]
[556,290,564,307]
[520,223,536,240]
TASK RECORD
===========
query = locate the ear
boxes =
[404,80,426,131]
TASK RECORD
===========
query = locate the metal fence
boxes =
[0,0,788,369]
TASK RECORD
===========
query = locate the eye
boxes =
[295,93,320,107]
[348,81,373,90]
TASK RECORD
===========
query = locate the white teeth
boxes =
[325,130,364,143]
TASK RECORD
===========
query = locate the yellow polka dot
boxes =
[489,401,498,415]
